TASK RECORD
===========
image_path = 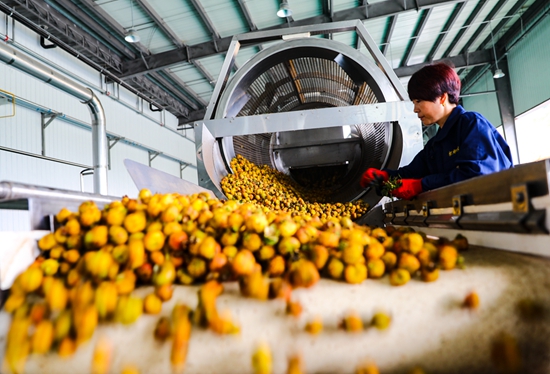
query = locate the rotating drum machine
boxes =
[194,20,423,209]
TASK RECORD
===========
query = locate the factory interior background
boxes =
[1,0,550,231]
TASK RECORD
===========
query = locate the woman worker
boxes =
[360,62,513,200]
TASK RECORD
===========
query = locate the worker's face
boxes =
[412,96,445,126]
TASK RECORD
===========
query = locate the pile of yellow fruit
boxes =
[221,154,369,220]
[2,189,466,373]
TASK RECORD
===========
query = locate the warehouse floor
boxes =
[1,245,550,374]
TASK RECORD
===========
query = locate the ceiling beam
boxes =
[477,0,530,50]
[149,71,200,110]
[458,0,507,55]
[380,15,397,56]
[394,48,493,77]
[332,0,462,22]
[179,109,207,125]
[441,0,489,58]
[188,0,220,40]
[46,0,136,59]
[130,75,190,117]
[425,2,465,62]
[78,0,150,55]
[121,0,464,78]
[134,0,184,48]
[192,60,216,87]
[461,0,550,92]
[0,0,124,72]
[400,8,432,67]
[236,0,257,31]
[164,70,208,107]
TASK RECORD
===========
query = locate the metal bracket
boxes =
[403,204,410,221]
[148,151,161,167]
[41,112,60,156]
[107,136,123,170]
[511,184,529,213]
[452,194,467,216]
[422,201,432,217]
[180,162,189,178]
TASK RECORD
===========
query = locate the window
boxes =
[515,99,550,164]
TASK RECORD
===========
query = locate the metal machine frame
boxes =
[359,159,550,257]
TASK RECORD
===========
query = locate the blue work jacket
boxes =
[385,105,513,191]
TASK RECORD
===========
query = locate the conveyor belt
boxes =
[2,245,549,373]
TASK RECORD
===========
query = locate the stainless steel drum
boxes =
[196,22,422,208]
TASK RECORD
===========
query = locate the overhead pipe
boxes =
[0,41,108,195]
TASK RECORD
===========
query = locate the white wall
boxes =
[0,16,198,230]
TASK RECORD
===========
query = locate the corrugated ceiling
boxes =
[1,0,548,124]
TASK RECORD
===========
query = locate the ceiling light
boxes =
[125,0,140,43]
[489,22,505,79]
[493,68,505,79]
[277,0,292,18]
[125,29,140,43]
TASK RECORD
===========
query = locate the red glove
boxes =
[391,179,423,200]
[360,168,389,189]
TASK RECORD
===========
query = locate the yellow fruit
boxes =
[252,341,272,374]
[398,253,421,275]
[154,261,176,286]
[327,257,345,280]
[144,293,163,314]
[91,337,112,374]
[20,267,44,293]
[74,304,98,344]
[46,278,68,312]
[4,294,26,313]
[124,211,147,234]
[420,266,439,282]
[305,316,323,335]
[199,235,220,259]
[58,336,77,357]
[108,225,128,245]
[344,263,368,284]
[463,291,480,309]
[38,233,57,251]
[399,232,424,254]
[232,250,256,276]
[365,239,385,260]
[155,284,174,302]
[95,281,118,319]
[54,310,72,342]
[340,311,363,332]
[144,230,166,252]
[371,312,391,330]
[171,304,192,371]
[439,244,458,270]
[84,225,109,249]
[115,296,143,325]
[154,316,172,341]
[31,320,54,354]
[366,259,385,279]
[39,259,58,276]
[289,260,320,288]
[342,242,364,265]
[389,269,411,286]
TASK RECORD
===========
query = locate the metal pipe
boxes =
[0,41,109,195]
[0,145,91,169]
[0,31,193,142]
[0,181,117,205]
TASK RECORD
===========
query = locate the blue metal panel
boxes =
[462,70,501,128]
[508,14,550,116]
